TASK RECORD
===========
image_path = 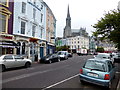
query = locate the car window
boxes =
[84,60,107,72]
[14,55,23,59]
[4,55,13,60]
[108,61,113,72]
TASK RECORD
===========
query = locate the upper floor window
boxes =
[32,25,36,37]
[21,21,26,34]
[33,8,36,20]
[40,28,43,38]
[0,0,8,7]
[33,0,36,5]
[41,13,43,23]
[21,2,26,14]
[0,13,7,33]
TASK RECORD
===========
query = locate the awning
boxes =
[0,41,18,48]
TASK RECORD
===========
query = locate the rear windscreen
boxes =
[84,60,107,72]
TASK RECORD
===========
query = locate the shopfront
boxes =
[0,34,18,55]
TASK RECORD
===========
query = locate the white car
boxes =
[0,55,32,71]
[94,53,114,63]
[57,51,68,60]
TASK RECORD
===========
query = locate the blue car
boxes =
[79,58,116,89]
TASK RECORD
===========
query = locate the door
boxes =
[14,55,25,67]
[3,55,15,68]
[40,47,44,58]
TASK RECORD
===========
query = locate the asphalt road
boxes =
[1,55,120,90]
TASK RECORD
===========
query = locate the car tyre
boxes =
[2,65,6,72]
[49,60,52,64]
[25,62,31,68]
[58,58,60,62]
[80,80,85,85]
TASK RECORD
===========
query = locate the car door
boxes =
[3,55,15,68]
[108,61,116,80]
[14,55,25,67]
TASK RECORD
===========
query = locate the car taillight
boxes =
[80,69,83,74]
[104,74,110,80]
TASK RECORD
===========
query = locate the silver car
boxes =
[0,55,32,71]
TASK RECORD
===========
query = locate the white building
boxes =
[13,0,46,61]
[66,36,89,52]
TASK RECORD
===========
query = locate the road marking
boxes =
[2,65,70,84]
[117,79,120,90]
[116,72,120,74]
[42,74,80,90]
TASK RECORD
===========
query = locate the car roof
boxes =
[88,58,110,62]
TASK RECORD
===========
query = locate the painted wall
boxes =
[13,0,46,40]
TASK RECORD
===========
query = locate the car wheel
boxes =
[80,80,85,84]
[49,60,52,64]
[58,58,60,62]
[25,62,31,68]
[2,65,6,72]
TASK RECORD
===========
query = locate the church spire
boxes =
[67,5,70,18]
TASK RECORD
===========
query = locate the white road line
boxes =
[116,72,120,74]
[42,74,80,90]
[117,79,120,90]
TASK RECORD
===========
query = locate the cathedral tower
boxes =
[63,5,72,38]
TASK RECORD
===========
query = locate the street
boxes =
[2,55,120,90]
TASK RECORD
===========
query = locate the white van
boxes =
[57,51,68,60]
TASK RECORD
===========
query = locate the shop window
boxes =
[17,42,21,55]
[22,42,25,54]
[0,13,7,33]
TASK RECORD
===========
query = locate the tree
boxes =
[96,47,104,53]
[93,9,120,50]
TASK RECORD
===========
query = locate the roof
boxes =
[88,58,111,62]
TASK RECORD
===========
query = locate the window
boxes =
[41,13,43,23]
[32,25,36,37]
[33,0,36,5]
[0,0,8,7]
[4,55,13,60]
[21,2,26,14]
[40,28,43,38]
[33,8,36,20]
[21,21,26,34]
[0,13,7,33]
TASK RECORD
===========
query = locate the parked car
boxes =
[79,58,116,89]
[57,51,68,60]
[0,54,32,71]
[113,53,120,63]
[94,53,114,63]
[39,54,60,64]
[68,53,73,57]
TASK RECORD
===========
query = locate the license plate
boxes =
[87,73,98,77]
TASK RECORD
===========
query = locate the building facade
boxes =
[0,0,18,55]
[43,2,56,55]
[66,36,89,52]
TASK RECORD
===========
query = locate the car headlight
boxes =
[46,58,49,60]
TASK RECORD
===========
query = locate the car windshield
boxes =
[84,60,107,72]
[45,54,52,58]
[58,52,65,55]
[96,54,109,59]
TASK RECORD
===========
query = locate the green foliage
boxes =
[96,47,104,53]
[93,9,120,50]
[56,45,70,51]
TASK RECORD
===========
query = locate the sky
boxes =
[43,0,120,37]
